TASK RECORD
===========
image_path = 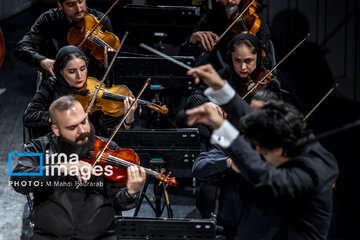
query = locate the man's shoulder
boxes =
[37,8,64,22]
[87,8,106,19]
[285,143,338,181]
[25,132,56,150]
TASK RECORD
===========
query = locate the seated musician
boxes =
[181,0,273,69]
[11,95,146,240]
[14,0,113,79]
[186,64,338,240]
[24,45,137,138]
[218,32,280,103]
[182,33,280,133]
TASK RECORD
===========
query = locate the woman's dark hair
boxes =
[251,89,280,102]
[59,52,88,70]
[53,45,88,79]
[231,39,257,54]
[228,33,263,68]
[240,101,311,157]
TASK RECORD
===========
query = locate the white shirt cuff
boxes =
[211,120,239,148]
[204,81,236,106]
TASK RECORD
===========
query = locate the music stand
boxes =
[113,55,195,93]
[118,4,200,47]
[111,55,195,129]
[115,216,216,240]
[113,128,201,217]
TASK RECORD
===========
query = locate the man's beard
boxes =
[58,124,95,158]
[225,2,239,19]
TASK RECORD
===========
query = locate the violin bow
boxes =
[304,83,339,121]
[92,78,151,166]
[242,33,311,100]
[85,31,129,115]
[78,0,121,48]
[298,118,360,146]
[218,0,255,42]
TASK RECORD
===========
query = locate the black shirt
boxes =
[11,133,138,240]
[14,7,113,79]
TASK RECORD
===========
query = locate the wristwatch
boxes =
[126,190,139,199]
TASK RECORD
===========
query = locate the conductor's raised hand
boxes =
[187,64,225,89]
[186,102,225,129]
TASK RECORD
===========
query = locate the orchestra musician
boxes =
[180,0,273,69]
[24,45,137,138]
[186,64,338,240]
[219,32,280,102]
[14,0,113,79]
[183,33,280,129]
[11,95,146,240]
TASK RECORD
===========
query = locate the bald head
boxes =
[49,95,81,126]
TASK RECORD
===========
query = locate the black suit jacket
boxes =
[218,95,338,240]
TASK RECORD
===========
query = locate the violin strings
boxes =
[91,37,107,48]
[107,156,158,177]
[90,151,158,177]
[93,36,112,49]
[84,30,106,47]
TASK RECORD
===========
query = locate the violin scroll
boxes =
[148,103,169,114]
[156,171,178,187]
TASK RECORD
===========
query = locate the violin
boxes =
[194,0,259,66]
[74,77,168,116]
[238,67,271,103]
[227,0,261,36]
[67,13,120,61]
[0,26,5,67]
[82,137,178,186]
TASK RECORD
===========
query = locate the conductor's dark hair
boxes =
[240,101,311,157]
[251,89,280,102]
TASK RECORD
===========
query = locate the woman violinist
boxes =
[181,0,273,69]
[219,33,281,103]
[24,45,137,138]
[180,33,280,148]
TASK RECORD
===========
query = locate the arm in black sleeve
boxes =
[23,83,53,128]
[10,139,61,195]
[14,12,51,68]
[223,134,317,198]
[179,3,223,56]
[101,15,113,33]
[221,93,253,128]
[192,145,229,181]
[111,184,139,211]
[256,13,273,69]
